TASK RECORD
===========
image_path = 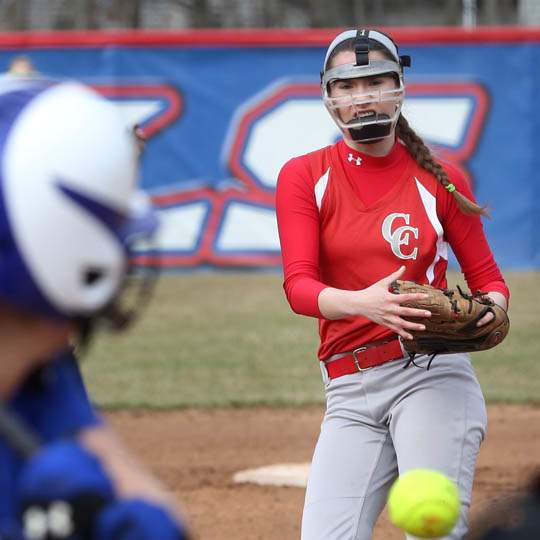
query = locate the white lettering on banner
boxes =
[216,203,280,251]
[131,202,209,254]
[112,100,163,129]
[401,98,472,147]
[381,213,419,260]
[131,80,483,266]
[243,100,338,189]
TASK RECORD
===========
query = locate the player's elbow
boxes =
[283,281,322,318]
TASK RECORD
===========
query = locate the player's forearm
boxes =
[79,424,180,513]
[317,267,434,343]
[318,287,361,320]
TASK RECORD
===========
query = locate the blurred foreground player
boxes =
[0,76,188,539]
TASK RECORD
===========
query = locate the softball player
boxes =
[0,76,187,539]
[276,29,509,540]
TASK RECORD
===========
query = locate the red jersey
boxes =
[276,139,509,360]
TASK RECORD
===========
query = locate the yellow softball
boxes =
[387,469,460,538]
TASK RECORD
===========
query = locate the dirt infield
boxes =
[107,405,540,539]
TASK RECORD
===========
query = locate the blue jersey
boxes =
[0,349,101,534]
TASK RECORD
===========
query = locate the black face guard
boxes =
[74,243,160,354]
[99,257,159,332]
[347,114,393,142]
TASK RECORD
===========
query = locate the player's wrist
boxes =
[318,287,359,320]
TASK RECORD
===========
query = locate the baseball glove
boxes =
[390,280,509,357]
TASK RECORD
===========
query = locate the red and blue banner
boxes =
[1,27,538,269]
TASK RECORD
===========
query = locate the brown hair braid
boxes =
[396,115,487,216]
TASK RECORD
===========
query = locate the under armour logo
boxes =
[347,153,362,166]
[381,212,419,260]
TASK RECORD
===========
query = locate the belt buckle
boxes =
[352,346,371,372]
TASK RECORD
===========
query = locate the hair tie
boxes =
[445,183,456,193]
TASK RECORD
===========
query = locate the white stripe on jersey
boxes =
[414,177,448,284]
[314,167,330,211]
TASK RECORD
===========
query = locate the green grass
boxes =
[468,272,540,404]
[82,271,540,409]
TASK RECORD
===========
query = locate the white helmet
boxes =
[0,76,158,326]
[321,29,411,143]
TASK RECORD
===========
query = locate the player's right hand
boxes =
[357,266,432,340]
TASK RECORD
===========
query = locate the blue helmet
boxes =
[0,76,158,325]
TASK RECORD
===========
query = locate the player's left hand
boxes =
[16,440,189,540]
[17,441,115,539]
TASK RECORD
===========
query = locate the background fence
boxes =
[0,0,539,29]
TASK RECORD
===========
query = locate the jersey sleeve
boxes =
[437,161,510,301]
[11,349,102,442]
[275,156,326,318]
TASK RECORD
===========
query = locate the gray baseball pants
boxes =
[301,353,487,540]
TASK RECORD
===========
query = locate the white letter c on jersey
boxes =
[381,213,419,260]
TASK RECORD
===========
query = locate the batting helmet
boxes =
[0,76,158,327]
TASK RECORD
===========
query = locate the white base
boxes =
[233,462,310,488]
